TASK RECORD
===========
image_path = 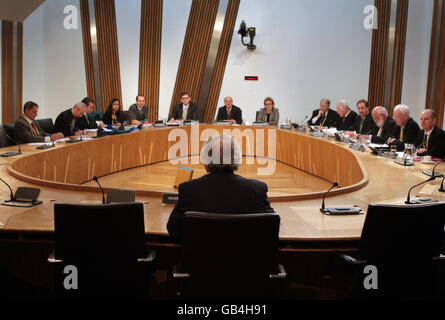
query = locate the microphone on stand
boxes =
[0,128,22,157]
[0,177,15,201]
[405,176,436,204]
[93,176,106,204]
[422,159,443,178]
[320,182,363,215]
[439,176,445,192]
[320,182,338,213]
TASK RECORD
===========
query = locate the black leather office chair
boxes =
[0,125,9,148]
[4,124,16,146]
[326,203,445,299]
[35,118,54,134]
[173,212,287,299]
[48,203,155,299]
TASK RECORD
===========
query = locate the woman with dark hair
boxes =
[256,97,279,126]
[102,98,122,126]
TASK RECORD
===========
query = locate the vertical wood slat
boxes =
[390,0,408,113]
[94,0,122,112]
[426,0,445,127]
[203,0,240,123]
[169,0,219,118]
[139,0,163,123]
[368,0,391,110]
[1,21,22,124]
[80,0,96,103]
[1,21,13,124]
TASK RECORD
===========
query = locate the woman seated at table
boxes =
[256,97,280,125]
[103,98,122,126]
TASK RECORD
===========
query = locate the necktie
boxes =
[31,122,39,136]
[377,127,383,137]
[400,127,404,141]
[183,107,188,120]
[342,117,346,124]
[360,117,365,133]
[321,115,327,126]
[227,109,231,120]
[423,133,429,150]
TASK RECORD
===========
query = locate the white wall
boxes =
[219,0,373,124]
[23,0,87,120]
[401,0,434,124]
[23,5,45,115]
[115,0,140,109]
[158,0,193,120]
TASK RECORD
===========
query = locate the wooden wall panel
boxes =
[139,0,163,123]
[79,0,96,104]
[1,21,22,124]
[203,0,240,123]
[426,0,445,127]
[169,0,219,118]
[368,0,391,110]
[94,0,122,112]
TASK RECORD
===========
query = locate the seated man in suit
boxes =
[370,106,397,144]
[216,97,243,125]
[350,99,376,135]
[414,109,445,159]
[309,98,339,128]
[167,134,275,242]
[53,103,85,138]
[14,101,64,144]
[335,100,357,131]
[170,92,198,123]
[128,95,149,125]
[77,97,104,130]
[387,104,420,151]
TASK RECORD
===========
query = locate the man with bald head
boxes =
[413,109,445,159]
[387,104,420,151]
[53,102,86,137]
[370,106,397,144]
[216,97,243,124]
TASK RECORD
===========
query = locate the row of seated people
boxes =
[6,92,279,146]
[309,98,445,159]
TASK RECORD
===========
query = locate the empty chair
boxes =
[0,125,9,148]
[327,203,445,299]
[35,118,54,134]
[4,124,16,146]
[173,212,286,299]
[106,189,136,203]
[48,202,155,299]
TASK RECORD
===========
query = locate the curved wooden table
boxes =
[1,125,444,250]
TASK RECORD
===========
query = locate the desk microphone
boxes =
[299,116,308,127]
[0,177,14,201]
[439,176,445,193]
[405,176,436,204]
[93,176,105,204]
[0,128,22,157]
[422,159,443,178]
[320,182,339,213]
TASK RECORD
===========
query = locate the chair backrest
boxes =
[106,189,136,203]
[54,203,146,262]
[0,125,9,148]
[358,203,445,297]
[182,212,280,297]
[4,124,16,146]
[35,118,54,134]
[120,111,128,123]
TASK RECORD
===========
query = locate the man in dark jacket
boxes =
[53,103,85,137]
[170,92,198,122]
[413,109,445,159]
[387,104,420,151]
[370,106,397,144]
[216,97,243,125]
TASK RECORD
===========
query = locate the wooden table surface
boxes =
[1,125,444,248]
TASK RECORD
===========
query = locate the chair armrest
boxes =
[47,251,63,264]
[137,250,155,263]
[336,253,367,265]
[172,265,191,279]
[269,264,287,279]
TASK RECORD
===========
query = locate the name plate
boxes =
[311,131,326,138]
[154,123,167,128]
[349,143,364,151]
[162,193,179,205]
[252,122,268,127]
[280,125,293,130]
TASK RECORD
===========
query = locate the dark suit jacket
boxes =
[170,103,198,121]
[216,105,243,124]
[167,172,275,242]
[389,117,421,150]
[127,104,149,123]
[413,126,445,159]
[351,114,377,135]
[371,117,397,144]
[53,109,80,137]
[309,109,339,128]
[102,110,122,125]
[13,116,50,144]
[336,110,358,131]
[77,114,98,130]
